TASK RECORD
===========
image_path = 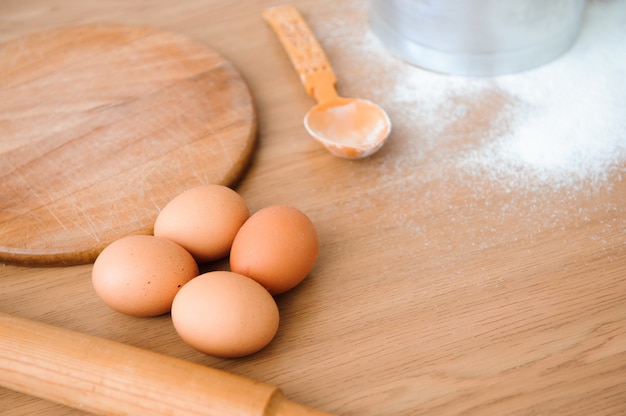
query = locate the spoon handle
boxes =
[262,5,338,102]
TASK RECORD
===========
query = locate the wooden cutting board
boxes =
[0,24,257,266]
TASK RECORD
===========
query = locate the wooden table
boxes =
[2,1,625,414]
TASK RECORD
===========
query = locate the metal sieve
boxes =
[369,0,586,76]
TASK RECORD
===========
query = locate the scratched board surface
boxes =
[0,24,257,266]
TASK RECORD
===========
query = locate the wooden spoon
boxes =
[263,6,391,159]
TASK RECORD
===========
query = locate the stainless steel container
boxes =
[369,0,586,76]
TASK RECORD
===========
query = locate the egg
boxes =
[230,205,318,295]
[154,184,249,263]
[92,235,199,317]
[171,271,279,358]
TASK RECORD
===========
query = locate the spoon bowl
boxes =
[263,6,391,159]
[304,98,391,159]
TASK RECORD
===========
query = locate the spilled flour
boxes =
[313,0,626,191]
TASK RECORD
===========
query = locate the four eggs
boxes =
[91,184,319,358]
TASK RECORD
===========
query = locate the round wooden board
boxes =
[0,24,257,266]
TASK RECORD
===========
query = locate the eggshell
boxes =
[171,271,279,358]
[154,185,249,263]
[92,235,198,317]
[230,205,318,295]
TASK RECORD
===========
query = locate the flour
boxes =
[314,0,626,191]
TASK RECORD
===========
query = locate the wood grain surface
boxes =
[1,1,625,416]
[0,24,256,265]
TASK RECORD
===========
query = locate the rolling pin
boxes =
[0,312,333,415]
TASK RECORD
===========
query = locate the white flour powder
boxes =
[314,0,626,191]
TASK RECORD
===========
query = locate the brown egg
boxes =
[171,271,279,358]
[154,185,249,263]
[230,205,318,295]
[92,235,198,317]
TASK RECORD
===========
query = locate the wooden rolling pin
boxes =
[0,312,333,415]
